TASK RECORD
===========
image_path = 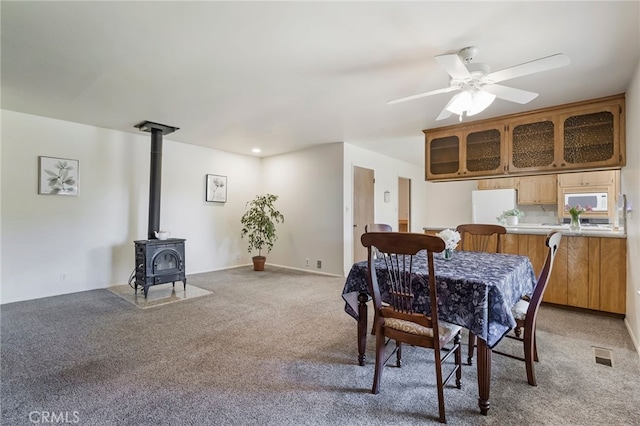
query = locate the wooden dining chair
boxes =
[361,232,462,424]
[455,223,507,253]
[456,224,507,364]
[493,230,562,386]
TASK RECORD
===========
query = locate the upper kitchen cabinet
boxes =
[517,175,557,205]
[557,98,625,170]
[425,130,461,179]
[477,177,517,190]
[507,113,558,174]
[424,94,625,181]
[558,170,617,187]
[425,124,505,180]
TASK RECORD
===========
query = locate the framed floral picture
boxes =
[38,156,79,196]
[206,174,227,203]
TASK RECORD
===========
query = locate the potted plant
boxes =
[497,208,524,226]
[240,194,285,271]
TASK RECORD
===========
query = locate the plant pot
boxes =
[506,216,519,226]
[252,256,266,271]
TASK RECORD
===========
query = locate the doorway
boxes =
[398,177,411,232]
[353,166,374,262]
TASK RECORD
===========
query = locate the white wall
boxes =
[423,179,478,227]
[260,143,345,276]
[621,59,640,356]
[1,110,261,304]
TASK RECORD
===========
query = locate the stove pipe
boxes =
[134,121,179,240]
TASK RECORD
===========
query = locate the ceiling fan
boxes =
[388,46,570,121]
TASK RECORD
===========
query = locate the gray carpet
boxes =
[2,266,639,425]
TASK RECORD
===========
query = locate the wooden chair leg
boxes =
[434,349,446,423]
[372,328,386,394]
[514,326,522,338]
[357,293,368,366]
[396,341,402,368]
[524,325,537,386]
[533,329,539,362]
[467,332,476,365]
[454,333,462,389]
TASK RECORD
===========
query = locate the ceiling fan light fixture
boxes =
[446,90,472,116]
[468,89,496,115]
[446,89,496,118]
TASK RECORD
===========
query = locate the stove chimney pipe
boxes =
[134,121,179,240]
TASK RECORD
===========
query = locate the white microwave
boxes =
[564,192,608,212]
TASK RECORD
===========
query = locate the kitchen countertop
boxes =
[423,224,626,238]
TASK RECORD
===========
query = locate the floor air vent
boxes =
[592,346,613,367]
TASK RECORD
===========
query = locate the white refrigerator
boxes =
[471,189,517,224]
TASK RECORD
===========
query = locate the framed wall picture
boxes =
[38,156,79,196]
[206,174,227,203]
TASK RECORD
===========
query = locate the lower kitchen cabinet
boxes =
[599,237,627,313]
[503,233,626,314]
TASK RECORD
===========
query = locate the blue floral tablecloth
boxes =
[342,250,537,348]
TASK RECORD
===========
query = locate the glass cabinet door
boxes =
[427,134,461,178]
[465,128,503,176]
[562,107,618,167]
[509,117,556,172]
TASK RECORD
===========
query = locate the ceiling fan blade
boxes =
[387,86,458,105]
[435,95,459,120]
[434,53,471,80]
[483,84,538,104]
[488,53,570,83]
[436,106,453,121]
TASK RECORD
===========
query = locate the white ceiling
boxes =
[2,1,639,167]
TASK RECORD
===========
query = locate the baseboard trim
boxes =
[624,317,640,359]
[187,264,252,275]
[267,263,343,277]
[187,263,343,278]
[541,302,625,319]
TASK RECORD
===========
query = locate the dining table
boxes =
[341,249,537,415]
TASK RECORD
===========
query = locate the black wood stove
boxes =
[133,121,186,297]
[134,238,186,297]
